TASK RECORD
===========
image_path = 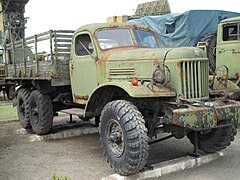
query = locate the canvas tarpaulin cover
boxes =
[129,10,240,47]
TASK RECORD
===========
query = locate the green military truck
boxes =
[4,23,240,175]
[208,16,240,101]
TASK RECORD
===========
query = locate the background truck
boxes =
[209,16,240,100]
[128,10,240,74]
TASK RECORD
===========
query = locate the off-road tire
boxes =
[187,122,237,153]
[200,32,217,74]
[6,85,15,100]
[17,88,31,129]
[99,100,149,176]
[29,90,53,135]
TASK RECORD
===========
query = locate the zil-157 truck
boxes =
[3,23,240,175]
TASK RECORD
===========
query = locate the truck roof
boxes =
[74,23,152,35]
[220,16,240,23]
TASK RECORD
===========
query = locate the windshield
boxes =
[96,29,133,49]
[133,29,159,48]
[96,28,159,50]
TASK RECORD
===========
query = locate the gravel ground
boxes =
[0,116,113,180]
[0,116,240,180]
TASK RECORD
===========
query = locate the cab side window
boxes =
[223,24,240,41]
[75,34,94,56]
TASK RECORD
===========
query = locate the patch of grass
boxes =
[52,173,71,180]
[0,104,18,121]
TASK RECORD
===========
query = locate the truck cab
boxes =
[70,23,166,106]
[216,17,240,80]
[210,17,240,99]
[70,23,212,118]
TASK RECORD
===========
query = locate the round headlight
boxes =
[152,67,165,84]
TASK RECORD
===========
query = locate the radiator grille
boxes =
[181,60,209,99]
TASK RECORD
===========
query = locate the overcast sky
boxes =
[25,0,239,36]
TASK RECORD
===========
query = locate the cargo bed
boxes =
[4,30,74,86]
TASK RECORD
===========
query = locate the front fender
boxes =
[93,81,176,98]
[209,78,240,95]
[84,81,176,117]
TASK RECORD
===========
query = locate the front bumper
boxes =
[164,99,240,130]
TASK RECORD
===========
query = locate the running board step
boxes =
[61,108,85,118]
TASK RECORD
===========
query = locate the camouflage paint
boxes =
[166,99,240,130]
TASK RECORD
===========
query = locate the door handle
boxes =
[218,48,225,53]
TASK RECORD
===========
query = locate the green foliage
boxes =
[52,173,71,180]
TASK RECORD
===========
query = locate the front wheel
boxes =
[29,90,53,135]
[99,100,149,176]
[187,122,237,153]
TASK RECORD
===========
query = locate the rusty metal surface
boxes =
[164,99,240,130]
[92,82,176,98]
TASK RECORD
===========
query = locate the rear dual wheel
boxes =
[17,89,55,135]
[29,90,53,135]
[17,88,31,129]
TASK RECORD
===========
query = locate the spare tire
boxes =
[200,32,217,74]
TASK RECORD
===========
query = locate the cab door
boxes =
[216,22,240,79]
[70,31,98,105]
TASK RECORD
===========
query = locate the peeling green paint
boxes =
[166,99,240,130]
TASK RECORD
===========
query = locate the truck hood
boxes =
[104,46,206,61]
[104,46,208,100]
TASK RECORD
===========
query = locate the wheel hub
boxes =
[107,119,124,158]
[31,102,39,124]
[19,99,25,119]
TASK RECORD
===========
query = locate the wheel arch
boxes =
[85,82,176,118]
[85,85,130,118]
